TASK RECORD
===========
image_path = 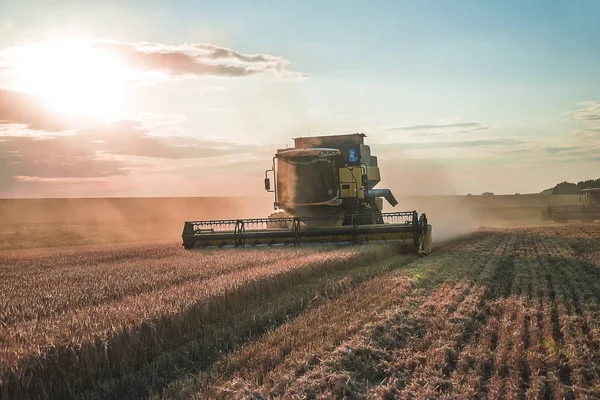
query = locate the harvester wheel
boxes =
[419,224,433,255]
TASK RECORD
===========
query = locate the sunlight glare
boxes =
[6,38,133,118]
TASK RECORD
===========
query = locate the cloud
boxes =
[0,88,258,155]
[381,138,524,151]
[546,146,579,154]
[383,122,489,137]
[491,143,600,166]
[193,43,277,64]
[78,120,258,159]
[0,90,263,193]
[566,101,600,138]
[567,101,600,121]
[0,89,77,132]
[0,134,130,192]
[385,122,486,132]
[556,155,600,164]
[92,40,308,79]
[0,125,260,193]
[14,176,111,183]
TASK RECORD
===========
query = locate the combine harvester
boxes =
[546,188,600,223]
[182,133,433,254]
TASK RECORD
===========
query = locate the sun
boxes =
[5,37,132,118]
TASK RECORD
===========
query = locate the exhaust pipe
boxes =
[368,188,398,207]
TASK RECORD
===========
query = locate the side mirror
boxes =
[264,178,271,191]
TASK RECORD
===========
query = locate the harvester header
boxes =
[182,133,433,254]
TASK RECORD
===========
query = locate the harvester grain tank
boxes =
[182,133,433,254]
[546,188,600,222]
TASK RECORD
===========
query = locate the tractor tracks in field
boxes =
[171,231,514,399]
[531,232,573,399]
[323,231,517,398]
[171,226,600,400]
[466,227,599,400]
[435,231,520,399]
[316,232,513,398]
[459,226,600,400]
[533,229,600,397]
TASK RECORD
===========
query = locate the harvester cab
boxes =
[264,133,397,224]
[182,133,433,254]
[581,188,600,206]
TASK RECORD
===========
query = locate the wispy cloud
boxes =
[0,89,264,192]
[0,124,260,192]
[380,138,524,151]
[385,122,487,132]
[14,176,111,183]
[545,146,580,154]
[565,101,600,138]
[92,40,308,79]
[0,134,130,192]
[0,89,80,132]
[381,121,489,138]
[567,101,600,121]
[495,143,600,166]
[81,120,259,159]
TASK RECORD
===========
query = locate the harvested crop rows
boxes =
[1,224,600,399]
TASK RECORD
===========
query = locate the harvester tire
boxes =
[418,224,433,256]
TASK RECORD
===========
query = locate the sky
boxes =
[0,0,598,198]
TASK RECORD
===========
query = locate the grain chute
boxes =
[182,133,433,254]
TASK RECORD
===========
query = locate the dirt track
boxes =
[1,224,599,399]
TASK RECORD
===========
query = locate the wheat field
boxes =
[1,197,598,399]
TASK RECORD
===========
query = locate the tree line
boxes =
[547,178,600,195]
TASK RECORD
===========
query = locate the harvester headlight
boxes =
[318,150,338,156]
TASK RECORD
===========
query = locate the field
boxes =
[1,196,599,399]
[0,194,580,249]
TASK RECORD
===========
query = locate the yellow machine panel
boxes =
[366,166,381,189]
[339,167,365,199]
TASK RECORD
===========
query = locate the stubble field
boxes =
[1,197,599,399]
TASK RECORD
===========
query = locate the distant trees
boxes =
[553,181,579,194]
[548,178,600,194]
[482,192,495,196]
[577,178,600,190]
